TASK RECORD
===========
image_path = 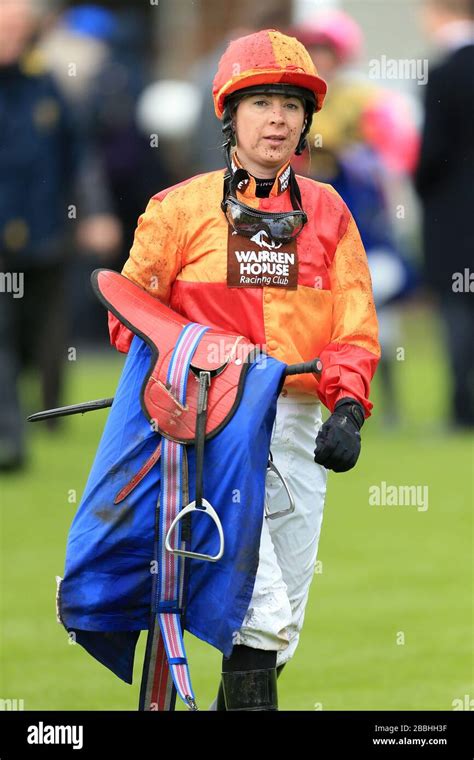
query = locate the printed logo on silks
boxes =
[227,227,298,289]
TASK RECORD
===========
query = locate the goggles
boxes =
[221,162,308,244]
[222,196,307,243]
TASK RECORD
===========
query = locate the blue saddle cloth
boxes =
[58,336,286,683]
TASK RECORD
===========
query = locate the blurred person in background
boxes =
[0,0,80,471]
[291,9,420,428]
[41,3,173,344]
[415,0,474,429]
[40,3,123,262]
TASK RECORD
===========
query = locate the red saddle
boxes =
[92,270,258,444]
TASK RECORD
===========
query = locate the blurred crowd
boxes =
[0,0,473,470]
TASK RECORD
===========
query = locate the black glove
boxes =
[314,397,365,473]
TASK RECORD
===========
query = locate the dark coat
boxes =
[414,44,474,294]
[0,57,79,265]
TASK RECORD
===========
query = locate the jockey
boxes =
[109,29,380,710]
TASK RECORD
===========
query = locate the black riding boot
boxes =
[214,658,285,711]
[221,668,278,711]
[216,645,279,711]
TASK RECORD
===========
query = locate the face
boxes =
[0,0,35,66]
[419,2,449,39]
[308,45,340,81]
[233,93,307,178]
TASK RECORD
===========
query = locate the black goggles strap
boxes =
[222,157,304,215]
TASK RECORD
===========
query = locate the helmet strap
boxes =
[222,152,304,215]
[295,104,315,155]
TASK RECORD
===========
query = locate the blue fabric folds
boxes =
[59,336,286,683]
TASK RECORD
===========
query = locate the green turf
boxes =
[1,305,472,710]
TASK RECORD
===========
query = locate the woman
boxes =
[109,29,380,710]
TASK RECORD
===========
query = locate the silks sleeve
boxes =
[108,195,182,353]
[317,211,381,418]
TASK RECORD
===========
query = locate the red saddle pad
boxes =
[92,269,258,443]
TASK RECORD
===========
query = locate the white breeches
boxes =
[233,389,328,667]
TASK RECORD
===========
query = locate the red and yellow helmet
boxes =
[212,28,327,120]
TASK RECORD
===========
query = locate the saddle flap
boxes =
[92,269,189,343]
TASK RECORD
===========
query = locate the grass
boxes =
[0,303,472,711]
